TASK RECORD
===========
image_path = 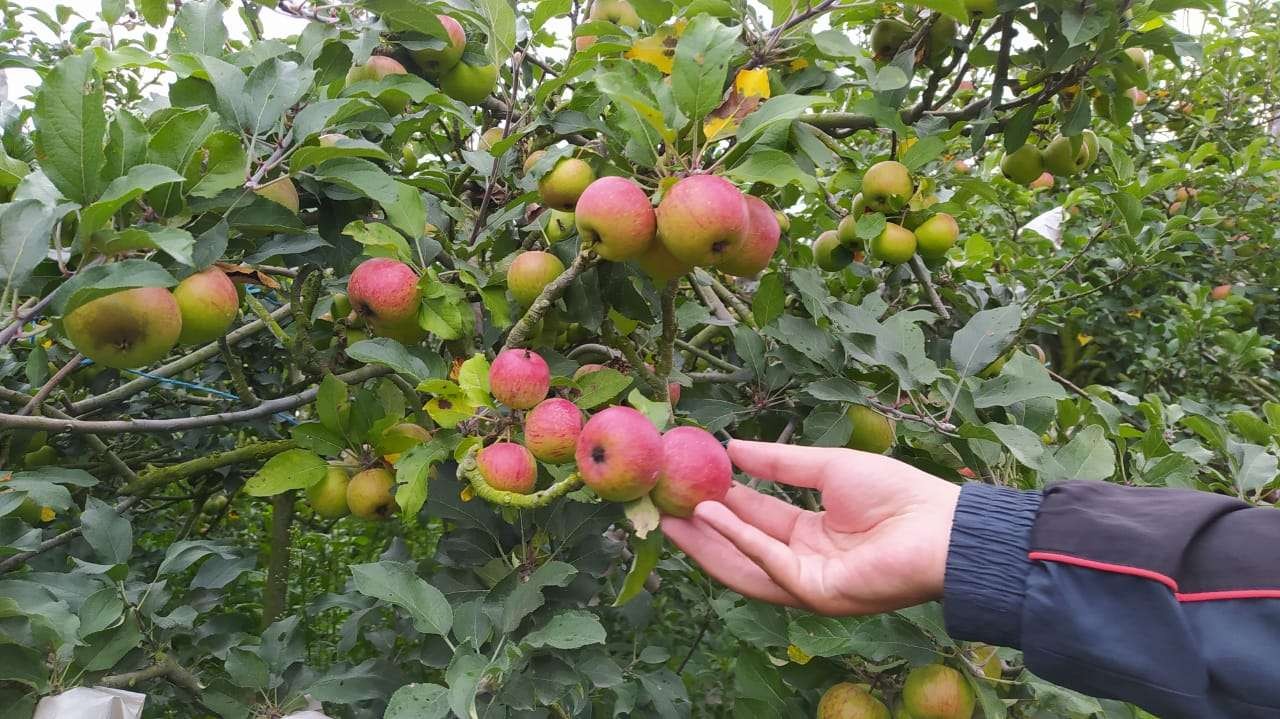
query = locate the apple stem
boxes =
[908,255,950,320]
[502,250,598,352]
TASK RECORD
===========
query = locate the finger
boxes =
[720,484,805,542]
[661,516,805,608]
[727,440,851,489]
[692,501,804,596]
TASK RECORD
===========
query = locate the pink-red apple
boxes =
[650,426,732,517]
[410,15,466,76]
[524,398,584,464]
[575,176,657,260]
[347,258,426,344]
[718,195,780,277]
[490,349,550,409]
[173,268,239,345]
[655,175,748,267]
[477,442,538,494]
[574,405,663,501]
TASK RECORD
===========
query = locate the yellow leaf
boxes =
[40,339,53,349]
[1076,333,1093,346]
[787,644,812,665]
[460,486,475,502]
[734,68,770,99]
[1126,308,1142,318]
[39,506,55,522]
[788,58,809,71]
[703,114,734,139]
[626,25,680,74]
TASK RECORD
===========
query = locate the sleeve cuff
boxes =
[943,483,1042,649]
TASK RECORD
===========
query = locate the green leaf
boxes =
[107,225,196,267]
[951,304,1022,377]
[523,609,607,649]
[915,0,968,21]
[614,530,663,606]
[346,339,434,382]
[77,587,124,638]
[243,58,316,137]
[720,601,789,648]
[498,560,577,633]
[671,14,742,123]
[187,131,249,198]
[735,94,829,146]
[314,158,425,237]
[575,367,633,409]
[291,97,387,141]
[752,271,784,326]
[137,0,169,25]
[33,51,106,203]
[80,497,132,564]
[385,683,450,719]
[351,561,452,637]
[79,164,183,236]
[901,135,946,171]
[169,0,228,55]
[317,373,350,436]
[476,0,517,67]
[291,138,391,172]
[342,220,413,263]
[973,352,1069,408]
[726,149,817,192]
[243,449,328,496]
[1230,443,1278,494]
[445,651,488,719]
[394,438,449,518]
[803,405,852,447]
[0,200,65,291]
[418,282,470,340]
[1050,425,1115,482]
[0,644,49,692]
[75,613,142,672]
[145,106,220,214]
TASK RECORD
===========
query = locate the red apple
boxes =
[650,426,732,517]
[489,349,550,409]
[574,405,663,501]
[524,398,584,464]
[718,195,780,277]
[575,176,657,260]
[173,268,239,345]
[656,175,748,267]
[347,258,426,344]
[477,442,538,494]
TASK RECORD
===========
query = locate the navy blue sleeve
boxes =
[942,481,1280,719]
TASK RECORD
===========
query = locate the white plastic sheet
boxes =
[282,696,333,719]
[33,687,145,719]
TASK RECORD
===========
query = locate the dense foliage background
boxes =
[0,0,1277,717]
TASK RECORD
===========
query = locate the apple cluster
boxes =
[516,155,784,297]
[999,130,1099,187]
[62,267,240,370]
[343,14,498,110]
[815,161,960,272]
[305,422,434,521]
[816,663,975,719]
[479,349,733,515]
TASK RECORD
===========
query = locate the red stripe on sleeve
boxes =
[1028,551,1280,602]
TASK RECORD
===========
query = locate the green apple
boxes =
[870,19,912,61]
[440,60,498,105]
[173,268,239,345]
[344,56,411,114]
[846,405,896,454]
[64,288,183,369]
[870,222,917,265]
[1042,135,1090,175]
[347,468,396,520]
[254,176,300,213]
[545,209,576,241]
[538,158,596,212]
[914,213,959,258]
[1000,144,1044,185]
[813,230,851,271]
[861,160,914,212]
[307,467,351,519]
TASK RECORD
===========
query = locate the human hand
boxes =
[661,440,961,616]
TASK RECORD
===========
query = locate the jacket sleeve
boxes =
[942,481,1280,719]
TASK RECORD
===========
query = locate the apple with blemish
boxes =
[64,287,182,369]
[656,174,748,267]
[347,258,426,344]
[574,406,663,501]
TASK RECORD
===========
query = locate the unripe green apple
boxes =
[719,195,781,277]
[846,404,896,454]
[381,422,431,463]
[774,210,790,233]
[817,683,890,719]
[538,158,596,211]
[814,230,850,272]
[914,213,959,258]
[1000,144,1043,185]
[870,19,912,61]
[545,209,576,241]
[926,14,958,66]
[656,174,749,267]
[23,445,57,468]
[507,251,566,306]
[254,176,300,213]
[1042,135,1090,175]
[901,664,974,719]
[1080,129,1099,168]
[308,466,351,519]
[410,15,467,76]
[861,161,914,212]
[64,287,183,369]
[332,292,352,319]
[173,268,239,345]
[478,127,505,151]
[576,176,657,260]
[575,0,642,50]
[440,60,498,105]
[870,222,917,265]
[345,56,411,114]
[635,240,693,283]
[347,468,397,520]
[837,214,860,246]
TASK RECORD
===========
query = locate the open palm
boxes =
[662,440,961,616]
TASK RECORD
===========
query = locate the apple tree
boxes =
[0,0,1276,716]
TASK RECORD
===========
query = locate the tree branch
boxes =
[17,353,83,416]
[100,655,204,693]
[908,256,950,320]
[118,440,297,496]
[0,495,143,573]
[0,365,389,434]
[458,445,582,508]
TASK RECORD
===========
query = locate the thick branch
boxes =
[118,440,297,496]
[70,304,292,415]
[703,272,757,329]
[0,365,389,434]
[262,491,294,628]
[502,251,597,351]
[100,655,203,693]
[0,387,138,484]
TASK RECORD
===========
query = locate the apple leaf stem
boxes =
[69,303,292,415]
[688,272,735,323]
[16,353,83,417]
[0,364,390,434]
[458,445,583,508]
[502,250,598,351]
[674,339,740,373]
[118,439,298,496]
[908,256,951,321]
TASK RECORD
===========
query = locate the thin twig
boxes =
[17,353,83,416]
